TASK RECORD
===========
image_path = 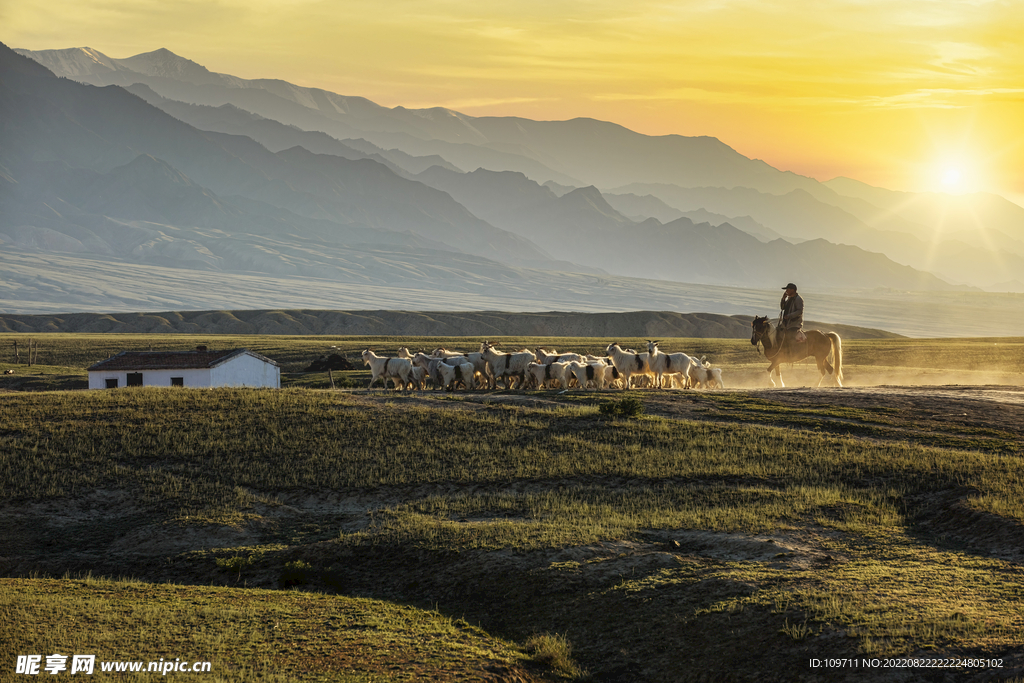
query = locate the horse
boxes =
[749,316,843,388]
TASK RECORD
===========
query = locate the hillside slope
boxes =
[0,309,901,339]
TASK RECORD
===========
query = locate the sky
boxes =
[5,0,1024,204]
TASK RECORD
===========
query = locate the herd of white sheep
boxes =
[360,341,724,392]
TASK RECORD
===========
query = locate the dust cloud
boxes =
[723,365,1024,390]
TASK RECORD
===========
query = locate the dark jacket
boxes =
[780,293,804,330]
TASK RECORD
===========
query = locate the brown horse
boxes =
[750,316,843,387]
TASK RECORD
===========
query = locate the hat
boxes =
[782,283,797,291]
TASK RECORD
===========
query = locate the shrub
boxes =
[215,555,250,574]
[599,397,644,418]
[280,559,314,587]
[524,632,585,678]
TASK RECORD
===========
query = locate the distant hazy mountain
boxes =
[602,193,784,243]
[613,182,1024,289]
[822,176,1024,251]
[15,46,582,186]
[21,41,1024,335]
[1,44,572,272]
[123,83,461,178]
[15,46,830,194]
[20,45,1024,291]
[412,167,956,290]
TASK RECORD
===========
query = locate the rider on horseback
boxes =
[780,283,806,346]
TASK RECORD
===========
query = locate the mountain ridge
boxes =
[19,44,1024,292]
[0,308,902,340]
[10,41,1024,338]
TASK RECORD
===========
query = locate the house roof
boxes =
[87,348,278,372]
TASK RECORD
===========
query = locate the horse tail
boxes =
[828,332,843,385]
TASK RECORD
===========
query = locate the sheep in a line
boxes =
[480,341,536,390]
[363,342,720,393]
[361,349,414,390]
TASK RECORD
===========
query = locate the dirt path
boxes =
[661,385,1024,440]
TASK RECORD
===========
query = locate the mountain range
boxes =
[4,43,1024,337]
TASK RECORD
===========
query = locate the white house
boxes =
[88,347,280,389]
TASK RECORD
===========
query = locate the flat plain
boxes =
[2,333,1024,682]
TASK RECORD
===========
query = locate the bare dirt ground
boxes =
[649,384,1024,439]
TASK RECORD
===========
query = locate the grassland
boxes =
[2,333,1024,681]
[1,576,549,682]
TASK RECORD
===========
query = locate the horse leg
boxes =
[815,356,829,387]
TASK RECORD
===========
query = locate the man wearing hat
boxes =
[780,283,806,345]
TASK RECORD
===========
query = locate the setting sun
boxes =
[941,167,963,189]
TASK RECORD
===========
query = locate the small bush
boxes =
[599,397,644,418]
[215,555,250,574]
[525,632,585,678]
[280,559,314,587]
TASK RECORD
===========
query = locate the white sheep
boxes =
[446,360,476,390]
[480,341,536,390]
[433,347,490,386]
[409,352,475,391]
[535,348,585,365]
[646,340,697,389]
[605,343,651,389]
[600,363,623,389]
[566,360,610,390]
[524,360,571,389]
[430,359,458,391]
[361,349,413,390]
[688,358,725,389]
[404,351,442,390]
[408,365,427,391]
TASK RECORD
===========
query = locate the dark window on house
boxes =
[105,378,118,389]
[171,377,184,387]
[126,372,143,387]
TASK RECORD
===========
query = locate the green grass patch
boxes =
[0,576,554,681]
[2,389,1023,536]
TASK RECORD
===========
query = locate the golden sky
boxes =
[5,0,1024,202]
